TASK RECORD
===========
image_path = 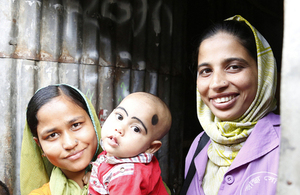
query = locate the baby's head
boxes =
[101,92,172,158]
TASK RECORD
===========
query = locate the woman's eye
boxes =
[227,64,245,72]
[72,122,81,129]
[46,132,58,140]
[133,126,141,133]
[116,113,123,121]
[198,68,212,76]
[228,65,240,70]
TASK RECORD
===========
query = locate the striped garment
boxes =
[89,152,154,194]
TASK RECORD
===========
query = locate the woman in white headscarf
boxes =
[183,15,280,195]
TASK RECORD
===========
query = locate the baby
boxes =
[89,92,172,195]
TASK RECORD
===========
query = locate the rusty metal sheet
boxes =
[58,63,79,87]
[114,68,130,106]
[99,0,115,67]
[13,0,42,60]
[145,71,158,95]
[114,0,132,68]
[36,61,59,88]
[132,0,147,70]
[79,64,98,108]
[0,58,15,195]
[58,0,82,63]
[81,0,100,65]
[97,66,114,126]
[159,0,173,75]
[130,69,145,93]
[171,0,185,76]
[146,0,162,72]
[0,0,16,58]
[39,0,63,62]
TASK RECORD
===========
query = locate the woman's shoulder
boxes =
[259,112,280,127]
[28,183,51,195]
[264,112,280,122]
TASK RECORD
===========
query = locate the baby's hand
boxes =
[82,171,91,185]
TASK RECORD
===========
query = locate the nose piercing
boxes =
[75,139,78,143]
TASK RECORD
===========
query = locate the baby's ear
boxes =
[145,140,162,154]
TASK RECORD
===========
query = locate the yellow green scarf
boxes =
[197,15,277,194]
[20,84,102,195]
[50,167,88,195]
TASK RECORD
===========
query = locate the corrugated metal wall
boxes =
[0,0,186,194]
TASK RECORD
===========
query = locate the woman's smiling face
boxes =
[197,32,258,121]
[34,95,98,176]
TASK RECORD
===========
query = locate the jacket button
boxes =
[225,175,234,185]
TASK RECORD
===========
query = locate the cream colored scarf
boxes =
[197,15,277,194]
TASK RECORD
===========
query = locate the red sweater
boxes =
[89,151,168,195]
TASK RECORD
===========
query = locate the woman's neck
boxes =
[61,169,86,189]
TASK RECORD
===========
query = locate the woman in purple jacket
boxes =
[183,15,280,195]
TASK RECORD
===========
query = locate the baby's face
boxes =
[101,94,161,158]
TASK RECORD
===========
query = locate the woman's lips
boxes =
[213,95,236,103]
[211,95,238,110]
[65,149,84,160]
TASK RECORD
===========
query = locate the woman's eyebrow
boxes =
[40,128,56,135]
[198,57,248,67]
[197,62,209,70]
[115,107,128,116]
[132,117,148,134]
[68,116,84,124]
[223,57,249,65]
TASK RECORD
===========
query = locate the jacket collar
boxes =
[228,112,280,172]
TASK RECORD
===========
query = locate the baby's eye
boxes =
[116,113,123,121]
[133,126,141,133]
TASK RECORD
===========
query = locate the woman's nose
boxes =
[62,132,78,150]
[209,71,228,90]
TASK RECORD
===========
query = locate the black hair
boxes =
[26,85,89,138]
[198,20,257,62]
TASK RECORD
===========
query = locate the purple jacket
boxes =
[184,112,280,195]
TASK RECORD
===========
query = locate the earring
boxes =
[42,153,46,157]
